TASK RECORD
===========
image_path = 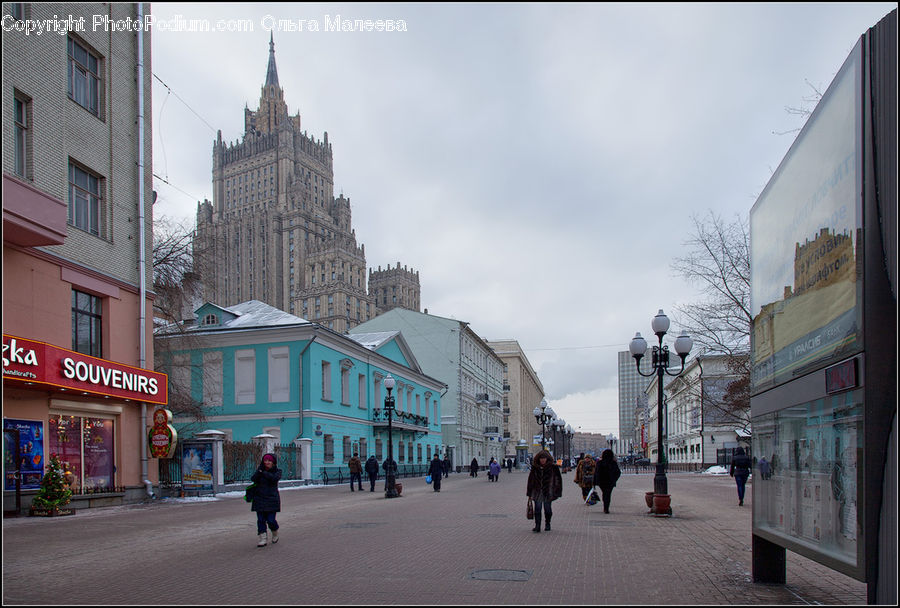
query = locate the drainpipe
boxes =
[297,329,318,437]
[136,2,153,498]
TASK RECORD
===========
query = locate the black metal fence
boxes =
[319,463,430,485]
[157,441,303,487]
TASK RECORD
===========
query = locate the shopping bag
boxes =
[426,475,433,484]
[244,482,257,503]
[584,488,599,505]
[526,497,534,520]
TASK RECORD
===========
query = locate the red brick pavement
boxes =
[2,470,867,605]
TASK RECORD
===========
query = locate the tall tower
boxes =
[194,35,376,333]
[368,262,421,314]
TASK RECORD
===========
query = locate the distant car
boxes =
[703,465,729,475]
[635,458,651,467]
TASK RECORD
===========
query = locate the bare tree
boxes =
[671,211,751,430]
[773,79,824,136]
[152,214,206,428]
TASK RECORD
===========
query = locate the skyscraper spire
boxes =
[265,32,279,88]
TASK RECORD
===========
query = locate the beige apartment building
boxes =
[485,339,544,465]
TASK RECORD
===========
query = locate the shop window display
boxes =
[48,415,115,492]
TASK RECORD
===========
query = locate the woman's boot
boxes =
[271,528,279,544]
[257,532,267,547]
[544,513,552,531]
[532,511,541,533]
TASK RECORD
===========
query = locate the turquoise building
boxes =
[155,301,445,478]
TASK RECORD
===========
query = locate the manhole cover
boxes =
[470,569,532,581]
[589,520,635,526]
[337,522,382,529]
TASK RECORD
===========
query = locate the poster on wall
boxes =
[182,442,214,490]
[3,419,44,490]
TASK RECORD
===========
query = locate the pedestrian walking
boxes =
[758,456,771,480]
[470,457,479,478]
[526,449,562,532]
[573,451,596,500]
[506,457,513,473]
[594,449,621,513]
[428,453,443,492]
[489,458,501,482]
[365,454,379,492]
[250,453,281,547]
[348,452,363,492]
[442,455,451,478]
[730,447,752,505]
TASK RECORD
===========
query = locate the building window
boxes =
[72,290,102,357]
[342,436,351,462]
[321,361,332,400]
[67,36,100,116]
[375,438,383,461]
[14,92,31,179]
[48,415,115,492]
[323,434,334,463]
[68,162,101,236]
[359,438,367,458]
[201,314,218,326]
[235,349,256,404]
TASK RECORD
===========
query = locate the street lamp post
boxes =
[629,309,692,516]
[551,418,565,461]
[565,424,573,469]
[383,375,398,499]
[533,398,553,450]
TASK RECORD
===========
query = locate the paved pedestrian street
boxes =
[2,470,866,605]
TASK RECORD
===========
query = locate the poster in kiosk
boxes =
[748,10,896,605]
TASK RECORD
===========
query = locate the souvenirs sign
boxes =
[3,335,168,404]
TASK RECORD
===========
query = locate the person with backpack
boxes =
[574,452,596,501]
[364,454,379,492]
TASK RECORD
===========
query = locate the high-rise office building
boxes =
[618,350,647,453]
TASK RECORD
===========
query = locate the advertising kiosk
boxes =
[749,11,895,604]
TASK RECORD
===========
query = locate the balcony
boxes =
[483,426,501,438]
[475,393,490,403]
[488,400,502,411]
[372,408,429,432]
[3,175,67,247]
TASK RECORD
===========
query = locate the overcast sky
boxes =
[149,3,895,437]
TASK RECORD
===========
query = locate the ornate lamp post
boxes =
[533,398,553,450]
[629,309,692,516]
[551,418,565,461]
[383,375,398,498]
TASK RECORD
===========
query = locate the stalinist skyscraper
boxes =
[194,35,419,333]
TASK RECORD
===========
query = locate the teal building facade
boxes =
[155,301,445,478]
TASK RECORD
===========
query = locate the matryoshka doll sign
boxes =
[148,408,177,458]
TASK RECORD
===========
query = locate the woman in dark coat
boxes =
[251,453,282,547]
[365,455,379,492]
[594,449,622,513]
[428,454,443,492]
[730,447,752,506]
[470,457,479,477]
[526,449,562,532]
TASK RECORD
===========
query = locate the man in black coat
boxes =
[364,455,379,492]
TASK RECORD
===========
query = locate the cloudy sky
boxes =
[149,3,894,437]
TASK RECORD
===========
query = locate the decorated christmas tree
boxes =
[31,454,72,511]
